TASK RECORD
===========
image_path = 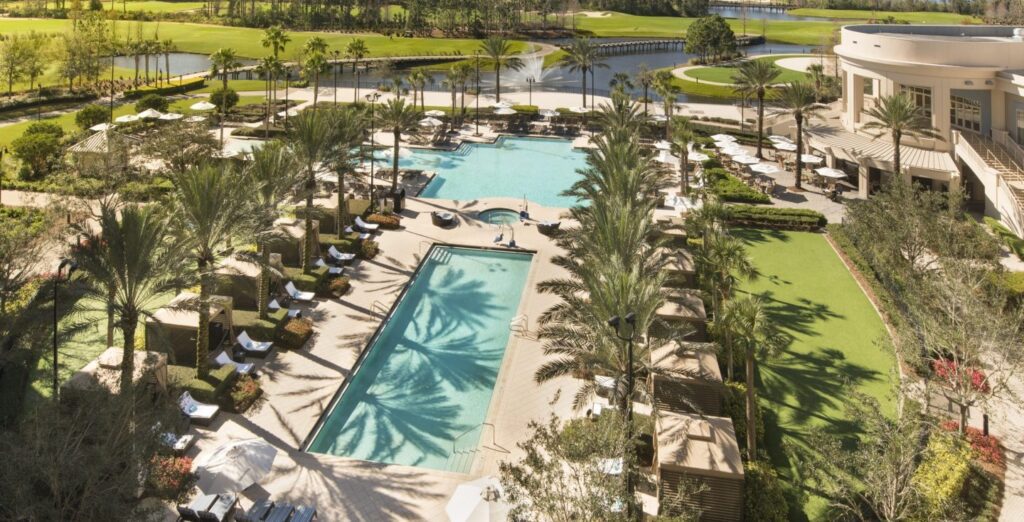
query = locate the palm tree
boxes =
[289,111,336,273]
[672,119,695,195]
[653,70,679,139]
[256,56,277,135]
[807,63,825,101]
[559,37,605,107]
[862,93,943,180]
[346,39,369,102]
[303,37,329,108]
[733,59,781,159]
[407,70,428,110]
[635,63,654,117]
[261,26,290,59]
[162,39,176,86]
[699,232,756,380]
[719,296,783,459]
[376,98,421,193]
[454,62,473,121]
[73,204,186,394]
[169,165,251,378]
[442,65,466,119]
[773,82,826,190]
[479,36,523,102]
[246,142,301,320]
[323,107,369,233]
[609,72,634,96]
[209,48,241,145]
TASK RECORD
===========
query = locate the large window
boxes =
[950,95,981,132]
[1017,110,1024,145]
[863,78,874,96]
[900,85,932,118]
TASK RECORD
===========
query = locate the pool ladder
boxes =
[446,422,510,474]
[509,314,532,338]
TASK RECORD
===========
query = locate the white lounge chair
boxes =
[214,351,255,375]
[178,391,219,425]
[285,281,315,302]
[354,216,380,232]
[160,431,196,453]
[315,258,345,275]
[328,245,356,264]
[267,299,302,318]
[344,226,371,240]
[236,330,273,354]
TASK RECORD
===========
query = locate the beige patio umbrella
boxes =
[195,438,278,495]
[446,476,510,522]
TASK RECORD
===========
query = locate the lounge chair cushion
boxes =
[354,216,380,231]
[344,226,371,240]
[236,499,274,522]
[214,351,254,375]
[237,331,273,353]
[285,282,315,302]
[179,392,219,421]
[328,246,356,262]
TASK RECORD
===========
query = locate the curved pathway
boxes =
[671,53,813,86]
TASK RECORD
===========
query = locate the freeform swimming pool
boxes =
[306,246,534,472]
[400,136,587,208]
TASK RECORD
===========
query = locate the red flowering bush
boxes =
[940,421,1003,466]
[229,375,263,413]
[932,359,990,393]
[148,455,196,501]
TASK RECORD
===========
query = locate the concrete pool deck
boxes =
[167,196,582,521]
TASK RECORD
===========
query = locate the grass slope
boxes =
[7,0,205,11]
[0,19,525,59]
[684,55,809,84]
[734,229,896,521]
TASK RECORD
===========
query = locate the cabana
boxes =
[650,342,723,416]
[62,347,168,397]
[67,129,138,171]
[213,255,277,310]
[656,411,744,521]
[269,218,320,267]
[146,293,234,367]
[655,289,707,341]
[657,247,696,288]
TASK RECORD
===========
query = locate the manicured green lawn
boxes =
[0,104,136,148]
[684,55,810,84]
[8,0,205,11]
[788,8,980,24]
[574,12,843,45]
[734,229,896,521]
[0,19,526,59]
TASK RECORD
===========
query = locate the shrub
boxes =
[210,88,239,111]
[228,375,262,413]
[705,168,770,204]
[360,240,380,259]
[12,132,61,179]
[933,359,989,393]
[701,157,723,170]
[124,78,206,98]
[723,381,764,453]
[134,93,169,113]
[743,461,788,522]
[75,104,110,130]
[940,421,1003,466]
[726,205,827,230]
[278,317,313,350]
[147,455,196,502]
[913,431,973,517]
[984,216,1024,260]
[327,276,351,297]
[366,212,401,230]
[23,121,64,139]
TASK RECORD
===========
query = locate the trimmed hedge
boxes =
[723,381,764,453]
[984,216,1024,260]
[167,364,237,404]
[705,168,770,204]
[726,204,827,230]
[283,265,329,294]
[233,308,288,343]
[743,461,789,522]
[125,78,206,98]
[278,317,314,350]
[366,212,401,230]
[914,431,973,517]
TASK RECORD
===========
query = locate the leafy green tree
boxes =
[733,59,781,159]
[634,63,655,117]
[210,88,239,112]
[861,93,943,179]
[653,70,679,139]
[671,118,696,194]
[0,34,28,95]
[134,93,169,113]
[12,130,61,180]
[685,15,736,64]
[479,36,523,102]
[72,204,186,394]
[680,0,710,17]
[375,97,421,193]
[75,104,110,130]
[772,82,826,190]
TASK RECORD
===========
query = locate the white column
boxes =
[858,164,870,198]
[992,89,1006,134]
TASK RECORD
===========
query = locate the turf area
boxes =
[734,228,896,521]
[6,0,204,11]
[787,8,980,24]
[684,55,810,84]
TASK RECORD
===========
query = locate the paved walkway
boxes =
[671,53,811,87]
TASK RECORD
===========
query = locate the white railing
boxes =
[993,130,1024,170]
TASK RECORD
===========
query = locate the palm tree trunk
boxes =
[892,130,902,181]
[391,131,400,193]
[313,72,320,108]
[794,115,804,190]
[119,315,137,395]
[258,241,270,320]
[581,69,587,107]
[681,154,689,195]
[196,261,211,378]
[354,64,360,102]
[337,171,348,233]
[106,287,115,347]
[303,168,315,274]
[494,64,501,102]
[745,347,756,460]
[643,85,649,116]
[755,91,765,159]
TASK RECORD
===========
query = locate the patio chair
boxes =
[285,281,315,302]
[235,499,274,522]
[161,430,196,454]
[236,330,273,355]
[214,351,255,375]
[314,257,345,275]
[178,391,219,426]
[344,226,371,240]
[328,245,356,264]
[267,299,303,319]
[291,505,318,522]
[197,493,236,522]
[431,211,455,227]
[177,494,217,522]
[264,502,295,522]
[354,216,380,233]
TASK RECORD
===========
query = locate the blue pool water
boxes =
[306,246,534,471]
[398,137,587,208]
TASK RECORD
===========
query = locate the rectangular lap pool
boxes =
[397,136,588,208]
[306,246,533,472]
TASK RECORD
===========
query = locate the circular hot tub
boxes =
[477,208,521,225]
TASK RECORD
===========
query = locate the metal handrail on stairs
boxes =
[450,422,510,455]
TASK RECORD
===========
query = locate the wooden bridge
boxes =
[709,0,793,9]
[575,34,765,56]
[217,54,466,81]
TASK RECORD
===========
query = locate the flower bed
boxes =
[147,455,196,502]
[278,317,314,350]
[940,421,1003,466]
[365,212,402,230]
[228,375,263,413]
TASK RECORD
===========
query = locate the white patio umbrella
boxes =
[277,109,300,118]
[649,114,668,122]
[114,114,139,123]
[725,148,750,157]
[714,141,737,149]
[493,107,517,115]
[772,141,798,152]
[711,133,737,142]
[89,122,116,132]
[801,154,824,165]
[654,140,672,151]
[538,108,558,118]
[768,135,792,143]
[419,117,444,127]
[655,151,679,165]
[491,100,513,109]
[750,163,781,175]
[190,101,216,111]
[158,112,184,121]
[424,109,446,117]
[569,106,592,114]
[446,476,510,522]
[137,109,164,120]
[194,438,277,495]
[688,152,710,162]
[732,155,761,165]
[184,115,207,123]
[815,167,848,179]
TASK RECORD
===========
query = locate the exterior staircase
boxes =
[960,132,1024,232]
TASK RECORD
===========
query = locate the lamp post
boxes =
[608,312,637,520]
[53,259,77,400]
[526,76,534,107]
[475,50,481,136]
[331,50,340,105]
[366,92,380,210]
